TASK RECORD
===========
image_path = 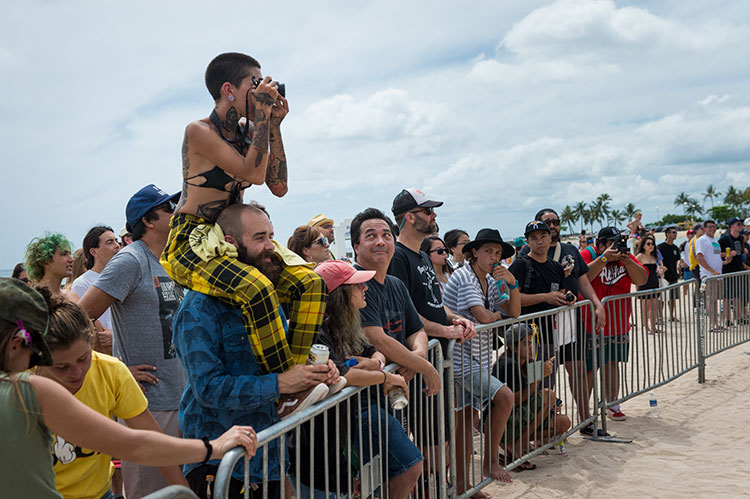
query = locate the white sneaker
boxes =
[276,383,329,419]
[327,377,348,397]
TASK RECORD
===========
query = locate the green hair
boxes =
[24,232,72,282]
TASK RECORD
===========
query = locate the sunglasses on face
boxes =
[544,219,561,226]
[156,200,176,214]
[314,237,329,247]
[429,247,449,255]
[409,207,434,216]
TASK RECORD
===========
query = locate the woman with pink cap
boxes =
[292,261,423,499]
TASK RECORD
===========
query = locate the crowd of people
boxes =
[3,51,750,499]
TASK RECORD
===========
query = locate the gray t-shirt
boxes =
[93,240,186,411]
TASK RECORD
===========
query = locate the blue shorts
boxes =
[355,405,423,480]
[682,268,693,281]
[454,371,505,412]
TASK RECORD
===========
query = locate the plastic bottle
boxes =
[492,263,509,301]
[649,391,659,418]
[554,439,567,454]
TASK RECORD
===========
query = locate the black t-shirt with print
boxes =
[719,233,745,273]
[509,255,565,344]
[388,242,449,327]
[657,241,681,282]
[357,270,424,346]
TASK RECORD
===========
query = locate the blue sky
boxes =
[2,0,749,270]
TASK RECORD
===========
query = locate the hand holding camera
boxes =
[249,76,280,110]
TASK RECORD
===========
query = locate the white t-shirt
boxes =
[72,270,113,330]
[695,234,721,276]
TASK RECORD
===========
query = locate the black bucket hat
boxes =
[463,228,514,260]
[0,277,53,367]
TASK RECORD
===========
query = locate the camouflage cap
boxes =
[0,277,53,366]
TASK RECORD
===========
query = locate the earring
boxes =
[228,95,235,102]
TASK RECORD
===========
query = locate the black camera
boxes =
[565,292,576,302]
[251,76,286,98]
[615,235,629,254]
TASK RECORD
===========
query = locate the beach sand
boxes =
[481,346,750,498]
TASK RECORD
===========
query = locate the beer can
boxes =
[388,387,408,410]
[307,344,330,365]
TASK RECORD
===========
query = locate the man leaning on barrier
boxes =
[718,217,749,326]
[521,209,606,425]
[581,227,647,427]
[171,202,340,499]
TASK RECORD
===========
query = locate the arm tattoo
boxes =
[253,92,275,106]
[267,127,288,191]
[181,128,190,177]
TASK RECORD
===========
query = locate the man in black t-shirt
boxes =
[510,221,567,388]
[389,188,476,350]
[350,207,442,395]
[657,226,682,321]
[719,217,749,324]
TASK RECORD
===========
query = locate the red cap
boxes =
[314,261,375,292]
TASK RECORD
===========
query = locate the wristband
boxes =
[507,281,519,290]
[200,437,213,464]
[382,371,387,384]
[600,256,608,264]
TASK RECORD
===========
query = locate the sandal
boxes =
[504,451,537,472]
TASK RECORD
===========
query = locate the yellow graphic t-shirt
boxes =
[52,351,148,499]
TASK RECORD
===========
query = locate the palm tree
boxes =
[573,201,586,232]
[703,184,721,208]
[624,202,637,221]
[590,198,606,229]
[724,185,743,211]
[560,205,575,234]
[685,200,703,221]
[610,209,625,228]
[596,194,612,224]
[674,192,690,214]
[581,207,593,233]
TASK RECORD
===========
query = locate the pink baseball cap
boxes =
[314,260,375,292]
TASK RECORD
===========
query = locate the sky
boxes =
[2,0,750,270]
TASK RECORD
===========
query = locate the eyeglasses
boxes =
[429,248,449,255]
[409,207,434,216]
[544,219,561,226]
[314,237,329,247]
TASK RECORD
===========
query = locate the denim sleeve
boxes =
[173,295,279,410]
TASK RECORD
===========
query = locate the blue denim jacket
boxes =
[173,290,283,483]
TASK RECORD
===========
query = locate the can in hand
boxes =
[387,386,408,410]
[307,344,330,365]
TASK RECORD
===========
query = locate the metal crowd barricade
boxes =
[214,339,446,499]
[445,300,599,499]
[596,280,700,434]
[699,270,750,365]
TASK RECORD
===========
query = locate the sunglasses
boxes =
[429,248,449,255]
[314,237,329,247]
[156,200,176,214]
[409,207,434,216]
[544,219,561,226]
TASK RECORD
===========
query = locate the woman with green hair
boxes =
[24,232,78,301]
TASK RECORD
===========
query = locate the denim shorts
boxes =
[355,405,423,480]
[454,371,505,412]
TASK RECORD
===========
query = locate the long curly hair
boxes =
[24,232,72,282]
[322,284,370,358]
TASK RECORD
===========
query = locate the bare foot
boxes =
[485,461,512,483]
[471,490,492,499]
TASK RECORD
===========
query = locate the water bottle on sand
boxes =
[649,391,659,418]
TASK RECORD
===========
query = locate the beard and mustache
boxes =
[236,243,282,285]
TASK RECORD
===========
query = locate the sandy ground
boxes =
[481,346,750,498]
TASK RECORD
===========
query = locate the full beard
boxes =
[237,244,282,286]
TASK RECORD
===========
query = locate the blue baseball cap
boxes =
[125,184,180,230]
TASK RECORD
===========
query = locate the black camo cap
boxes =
[0,277,53,367]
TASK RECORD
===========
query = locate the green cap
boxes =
[0,277,53,367]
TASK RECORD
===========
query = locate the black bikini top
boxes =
[183,109,253,196]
